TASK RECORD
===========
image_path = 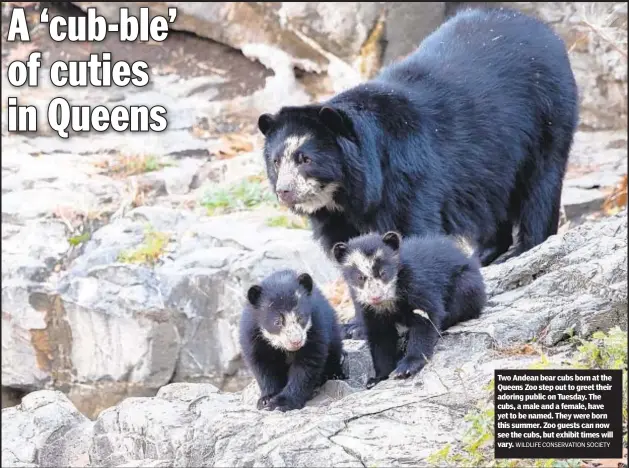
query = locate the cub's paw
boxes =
[256,394,277,410]
[366,375,388,389]
[390,356,425,379]
[266,394,304,412]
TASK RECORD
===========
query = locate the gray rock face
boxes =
[3,199,339,417]
[2,211,625,467]
[511,1,627,130]
[70,2,627,130]
[71,2,451,89]
[1,390,92,468]
[71,2,381,78]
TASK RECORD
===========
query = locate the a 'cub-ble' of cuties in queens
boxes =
[239,269,346,412]
[333,231,486,389]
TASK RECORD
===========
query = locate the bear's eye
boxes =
[273,158,280,168]
[356,273,366,284]
[296,152,311,165]
[274,315,284,327]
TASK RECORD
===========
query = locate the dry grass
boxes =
[212,133,255,160]
[321,277,354,324]
[602,174,628,215]
[93,153,172,178]
[494,342,545,358]
[575,3,628,60]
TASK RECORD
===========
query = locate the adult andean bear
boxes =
[257,7,578,335]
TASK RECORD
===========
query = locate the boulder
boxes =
[1,211,625,467]
[1,390,92,467]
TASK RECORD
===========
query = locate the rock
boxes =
[474,211,627,346]
[342,340,375,389]
[241,379,357,408]
[2,212,624,467]
[380,3,447,65]
[510,2,627,130]
[1,149,124,392]
[1,390,92,467]
[159,158,206,196]
[116,461,173,468]
[72,2,382,74]
[71,2,451,92]
[70,2,626,130]
[560,130,628,221]
[1,387,24,409]
[561,186,607,220]
[1,54,305,159]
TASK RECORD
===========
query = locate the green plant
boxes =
[264,214,309,229]
[201,178,277,216]
[94,153,173,177]
[572,327,628,444]
[117,227,170,266]
[68,231,90,246]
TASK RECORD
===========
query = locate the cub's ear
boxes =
[319,106,352,137]
[297,273,313,295]
[382,231,402,251]
[332,242,348,263]
[247,285,263,307]
[257,113,275,136]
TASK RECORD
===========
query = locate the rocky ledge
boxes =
[2,211,626,468]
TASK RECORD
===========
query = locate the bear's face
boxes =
[247,271,315,352]
[332,232,402,312]
[257,106,353,215]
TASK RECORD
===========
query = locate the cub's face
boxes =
[333,232,402,311]
[247,271,315,352]
[257,106,352,215]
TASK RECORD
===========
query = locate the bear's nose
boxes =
[371,295,383,304]
[277,189,296,205]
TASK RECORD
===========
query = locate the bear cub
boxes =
[333,232,486,389]
[239,269,346,411]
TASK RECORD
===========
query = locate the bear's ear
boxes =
[332,242,349,263]
[297,273,313,295]
[257,113,275,136]
[382,231,402,251]
[247,285,263,307]
[319,106,352,137]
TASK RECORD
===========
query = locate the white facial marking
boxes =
[344,249,397,312]
[276,134,310,195]
[283,135,310,160]
[294,182,343,213]
[261,311,311,352]
[344,249,378,274]
[275,134,342,214]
